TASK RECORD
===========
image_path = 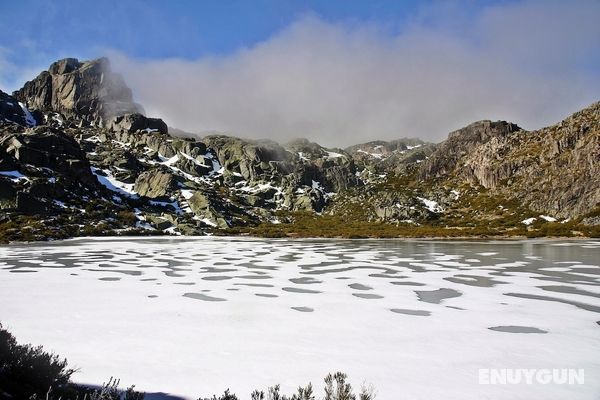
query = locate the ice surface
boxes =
[0,238,598,400]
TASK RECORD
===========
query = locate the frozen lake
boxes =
[0,237,599,399]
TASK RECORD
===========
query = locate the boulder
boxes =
[16,192,51,215]
[134,169,177,199]
[109,113,168,135]
[187,191,230,228]
[0,127,97,186]
[145,215,173,230]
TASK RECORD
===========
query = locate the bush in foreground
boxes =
[201,372,376,400]
[0,323,143,399]
[1,323,374,400]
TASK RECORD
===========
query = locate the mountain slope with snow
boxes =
[0,57,598,241]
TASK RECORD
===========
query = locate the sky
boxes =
[1,0,599,145]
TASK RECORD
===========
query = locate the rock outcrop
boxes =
[420,120,521,179]
[0,90,39,127]
[417,104,600,219]
[134,169,177,199]
[109,113,168,135]
[1,56,598,241]
[13,58,143,125]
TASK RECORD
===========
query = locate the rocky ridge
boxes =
[0,57,598,241]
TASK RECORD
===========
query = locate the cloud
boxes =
[110,1,599,146]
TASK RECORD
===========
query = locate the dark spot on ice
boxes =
[415,288,461,304]
[255,293,278,298]
[291,306,314,312]
[282,287,322,294]
[390,308,431,316]
[289,277,322,284]
[234,283,274,287]
[99,277,121,281]
[202,276,233,281]
[10,270,38,273]
[148,295,158,298]
[488,326,548,334]
[349,283,372,290]
[235,274,272,280]
[390,281,425,286]
[183,292,226,302]
[504,292,600,313]
[352,293,384,299]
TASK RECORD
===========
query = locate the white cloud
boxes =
[107,1,599,145]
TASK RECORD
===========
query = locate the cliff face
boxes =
[0,57,598,241]
[419,120,522,180]
[419,102,600,219]
[13,58,143,125]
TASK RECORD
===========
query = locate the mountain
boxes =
[0,57,598,241]
[13,58,143,125]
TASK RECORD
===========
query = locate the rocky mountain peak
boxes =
[13,57,143,125]
[48,57,84,75]
[420,120,521,179]
[1,55,598,241]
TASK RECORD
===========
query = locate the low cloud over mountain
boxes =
[110,1,600,145]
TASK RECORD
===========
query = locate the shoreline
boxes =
[1,233,597,246]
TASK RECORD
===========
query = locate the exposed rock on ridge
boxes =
[1,56,599,241]
[13,58,143,125]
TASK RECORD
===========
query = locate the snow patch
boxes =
[181,189,194,200]
[90,167,138,198]
[0,170,28,182]
[325,150,343,159]
[18,102,37,127]
[417,197,443,213]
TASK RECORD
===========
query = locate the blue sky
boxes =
[1,1,598,144]
[0,0,509,89]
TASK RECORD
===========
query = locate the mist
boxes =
[109,1,600,146]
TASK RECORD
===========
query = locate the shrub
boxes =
[0,323,144,400]
[0,323,74,399]
[202,372,374,400]
[199,388,239,400]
